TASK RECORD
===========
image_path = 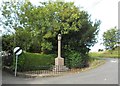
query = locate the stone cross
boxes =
[55,34,64,66]
[53,34,68,71]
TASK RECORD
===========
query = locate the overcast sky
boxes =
[73,0,118,52]
[73,0,119,52]
[0,0,119,52]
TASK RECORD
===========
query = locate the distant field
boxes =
[89,47,120,58]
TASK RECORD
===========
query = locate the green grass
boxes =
[89,47,120,58]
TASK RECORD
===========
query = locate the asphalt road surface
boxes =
[2,58,118,84]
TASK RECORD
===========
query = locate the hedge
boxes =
[12,52,56,71]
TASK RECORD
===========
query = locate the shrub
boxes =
[65,50,89,68]
[2,55,13,66]
[11,52,56,72]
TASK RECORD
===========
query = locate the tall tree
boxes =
[1,0,101,68]
[1,1,100,53]
[0,1,24,34]
[103,27,118,50]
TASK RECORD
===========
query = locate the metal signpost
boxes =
[13,47,22,77]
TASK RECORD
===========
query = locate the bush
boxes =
[11,52,56,72]
[2,55,13,66]
[65,50,89,68]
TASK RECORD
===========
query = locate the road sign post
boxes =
[15,55,18,77]
[13,47,22,77]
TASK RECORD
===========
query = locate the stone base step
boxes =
[52,65,69,72]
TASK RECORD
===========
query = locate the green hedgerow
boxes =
[11,52,56,72]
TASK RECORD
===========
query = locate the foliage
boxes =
[0,1,24,34]
[98,49,103,52]
[11,52,56,71]
[1,1,100,52]
[2,54,13,66]
[65,50,89,68]
[2,34,14,53]
[1,0,101,69]
[103,27,118,50]
[15,28,32,51]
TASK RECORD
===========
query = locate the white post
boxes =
[15,55,18,77]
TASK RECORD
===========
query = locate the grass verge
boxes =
[16,58,106,78]
[89,47,120,58]
[64,59,106,74]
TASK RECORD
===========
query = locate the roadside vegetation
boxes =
[1,0,101,71]
[89,27,119,59]
[12,52,56,72]
[89,46,119,58]
[2,1,118,74]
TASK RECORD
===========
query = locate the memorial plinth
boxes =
[55,57,64,66]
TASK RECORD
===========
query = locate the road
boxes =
[2,58,118,84]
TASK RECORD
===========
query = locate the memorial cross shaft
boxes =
[58,34,61,58]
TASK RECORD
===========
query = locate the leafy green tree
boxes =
[103,27,118,50]
[15,28,32,51]
[1,0,101,68]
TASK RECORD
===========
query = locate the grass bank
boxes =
[89,47,119,58]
